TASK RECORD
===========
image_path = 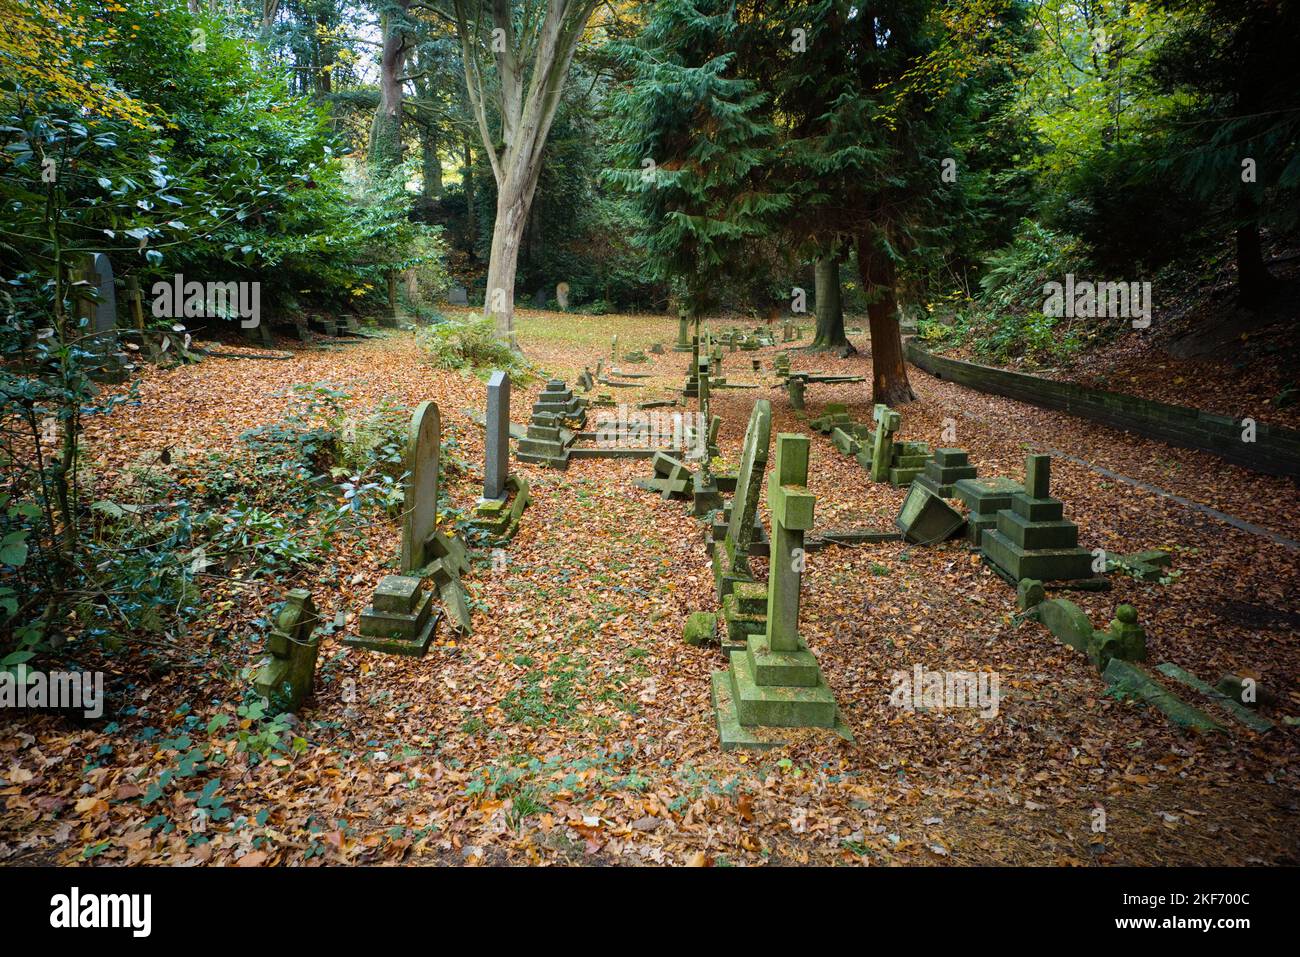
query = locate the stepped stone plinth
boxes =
[980,455,1094,583]
[915,447,977,499]
[346,575,439,656]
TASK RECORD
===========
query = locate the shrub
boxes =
[416,315,532,381]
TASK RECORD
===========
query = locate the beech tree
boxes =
[444,0,604,346]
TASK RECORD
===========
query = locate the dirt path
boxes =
[3,314,1296,867]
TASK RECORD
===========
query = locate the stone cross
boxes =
[869,403,901,483]
[400,401,441,572]
[765,435,815,653]
[723,399,772,581]
[483,371,510,501]
[253,589,321,710]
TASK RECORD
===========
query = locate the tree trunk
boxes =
[462,137,477,253]
[857,238,915,406]
[421,124,442,201]
[483,175,534,347]
[1235,196,1273,309]
[369,3,411,173]
[812,253,851,351]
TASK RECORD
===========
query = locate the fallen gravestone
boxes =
[895,481,966,544]
[710,400,772,600]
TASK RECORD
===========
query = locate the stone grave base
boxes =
[470,474,530,541]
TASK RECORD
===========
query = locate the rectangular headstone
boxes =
[484,371,510,501]
[1026,454,1051,499]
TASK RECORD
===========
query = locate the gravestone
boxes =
[347,575,439,656]
[517,381,582,469]
[253,590,321,709]
[447,284,469,306]
[483,371,510,501]
[534,286,549,308]
[400,401,442,573]
[855,404,931,486]
[556,281,570,310]
[809,403,852,433]
[915,448,977,499]
[711,433,851,749]
[867,404,900,482]
[674,307,692,351]
[611,335,620,360]
[633,451,694,499]
[787,376,805,410]
[980,454,1095,583]
[954,476,1022,545]
[895,482,966,544]
[82,253,117,343]
[650,342,664,355]
[710,400,772,600]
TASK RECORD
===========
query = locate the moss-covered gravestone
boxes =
[916,448,977,499]
[853,404,932,485]
[710,400,772,600]
[809,403,852,434]
[674,307,692,351]
[253,590,321,709]
[400,401,442,573]
[954,476,1023,546]
[711,434,852,749]
[980,455,1094,583]
[895,481,966,544]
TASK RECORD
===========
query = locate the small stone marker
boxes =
[711,433,851,749]
[253,590,321,709]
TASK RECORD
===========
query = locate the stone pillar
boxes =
[484,371,510,501]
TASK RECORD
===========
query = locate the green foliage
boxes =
[921,220,1092,366]
[416,315,532,381]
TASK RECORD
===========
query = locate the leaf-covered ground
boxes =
[2,310,1298,866]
